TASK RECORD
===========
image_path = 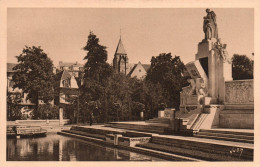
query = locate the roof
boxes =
[55,70,71,82]
[58,61,83,67]
[128,64,137,76]
[61,70,71,80]
[128,62,150,76]
[7,63,17,73]
[115,38,127,55]
[142,64,150,72]
[55,70,80,89]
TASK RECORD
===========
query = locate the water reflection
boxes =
[7,134,163,161]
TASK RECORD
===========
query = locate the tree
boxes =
[7,92,23,121]
[83,31,112,83]
[146,53,188,110]
[80,32,113,123]
[144,81,166,119]
[12,46,55,112]
[106,73,132,121]
[34,104,59,119]
[232,54,254,80]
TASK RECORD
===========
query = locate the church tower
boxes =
[113,37,129,75]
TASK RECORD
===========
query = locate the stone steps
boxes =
[137,135,253,161]
[194,129,254,144]
[62,129,106,140]
[105,122,167,134]
[145,118,171,124]
[59,125,253,161]
[190,114,208,130]
[71,125,124,135]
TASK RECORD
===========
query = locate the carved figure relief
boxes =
[225,80,254,104]
[187,79,196,95]
[181,78,209,105]
[214,40,231,63]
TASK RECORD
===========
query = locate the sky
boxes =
[7,8,254,66]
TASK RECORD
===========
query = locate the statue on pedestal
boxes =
[203,8,218,40]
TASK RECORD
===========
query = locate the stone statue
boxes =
[196,79,208,105]
[187,79,196,95]
[203,8,218,39]
[204,19,212,40]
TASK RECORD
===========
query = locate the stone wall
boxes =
[219,110,254,129]
[225,80,254,105]
[7,119,70,126]
[220,80,254,129]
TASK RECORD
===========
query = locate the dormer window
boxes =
[62,79,71,88]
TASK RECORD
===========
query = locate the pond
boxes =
[7,133,164,161]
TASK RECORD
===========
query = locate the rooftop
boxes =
[115,38,127,55]
[58,61,83,67]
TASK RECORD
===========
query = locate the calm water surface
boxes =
[7,134,164,161]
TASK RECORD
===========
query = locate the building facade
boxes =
[7,63,35,119]
[56,61,84,77]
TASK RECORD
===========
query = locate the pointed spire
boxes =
[115,36,127,55]
[120,28,121,40]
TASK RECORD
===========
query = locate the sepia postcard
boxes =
[0,0,259,167]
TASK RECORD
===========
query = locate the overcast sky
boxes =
[7,8,254,66]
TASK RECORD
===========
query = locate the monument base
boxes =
[219,105,254,129]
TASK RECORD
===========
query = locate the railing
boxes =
[225,79,254,105]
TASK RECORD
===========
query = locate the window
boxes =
[139,69,141,72]
[62,79,71,88]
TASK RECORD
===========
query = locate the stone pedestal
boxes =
[158,108,175,118]
[195,39,232,103]
[158,110,164,118]
[140,112,144,120]
[59,107,64,126]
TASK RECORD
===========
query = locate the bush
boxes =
[33,104,59,119]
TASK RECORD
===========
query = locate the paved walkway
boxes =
[109,121,149,125]
[79,125,125,132]
[209,128,254,133]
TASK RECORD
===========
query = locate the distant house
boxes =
[54,70,79,119]
[56,61,84,77]
[7,63,35,119]
[54,70,79,104]
[128,62,150,80]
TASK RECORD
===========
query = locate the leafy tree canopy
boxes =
[83,31,112,83]
[146,53,188,109]
[12,46,55,105]
[232,54,254,80]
